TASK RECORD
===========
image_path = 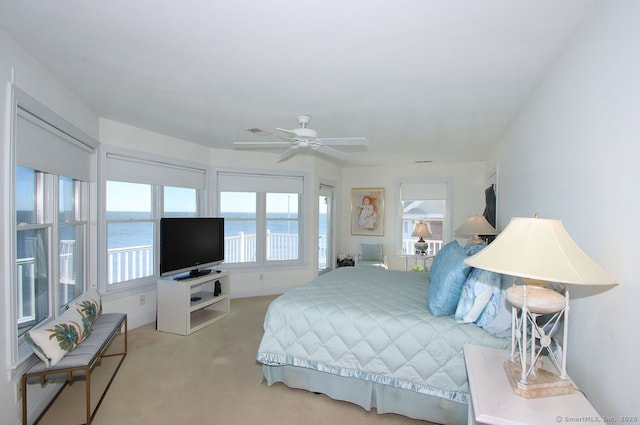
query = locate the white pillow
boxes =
[25,308,88,368]
[72,287,102,332]
[455,268,501,324]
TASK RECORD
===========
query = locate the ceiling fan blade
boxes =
[316,137,369,146]
[276,146,300,162]
[276,127,297,136]
[313,145,351,161]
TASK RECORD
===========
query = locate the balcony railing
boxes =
[17,258,36,324]
[17,235,444,323]
[108,231,299,283]
[401,239,443,256]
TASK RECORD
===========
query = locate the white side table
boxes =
[402,254,434,271]
[463,344,601,425]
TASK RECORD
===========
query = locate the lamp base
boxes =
[414,241,428,255]
[503,360,574,398]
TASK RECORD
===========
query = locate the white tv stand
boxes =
[157,270,230,335]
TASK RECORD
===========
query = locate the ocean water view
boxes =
[18,211,323,252]
[105,211,318,249]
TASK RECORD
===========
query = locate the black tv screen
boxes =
[160,217,224,279]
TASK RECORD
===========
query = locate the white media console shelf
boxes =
[157,270,230,335]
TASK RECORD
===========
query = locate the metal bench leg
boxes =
[85,365,91,425]
[22,375,28,425]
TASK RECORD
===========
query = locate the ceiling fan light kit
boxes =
[234,115,369,162]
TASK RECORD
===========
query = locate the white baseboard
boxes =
[127,311,157,330]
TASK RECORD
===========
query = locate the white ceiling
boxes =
[0,0,597,166]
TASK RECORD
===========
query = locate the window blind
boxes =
[106,153,207,189]
[400,182,447,200]
[15,102,96,182]
[217,172,303,193]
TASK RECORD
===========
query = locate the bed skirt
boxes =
[262,364,467,425]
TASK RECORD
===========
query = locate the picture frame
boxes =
[351,188,384,236]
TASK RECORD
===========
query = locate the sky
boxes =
[107,181,197,212]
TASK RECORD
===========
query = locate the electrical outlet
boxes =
[14,381,21,402]
[139,294,145,305]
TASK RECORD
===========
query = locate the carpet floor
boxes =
[37,295,436,425]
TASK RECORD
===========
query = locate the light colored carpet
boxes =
[38,295,437,425]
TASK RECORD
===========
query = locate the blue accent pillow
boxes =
[427,240,472,316]
[454,267,501,324]
[464,242,485,256]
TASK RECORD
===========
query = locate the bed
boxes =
[257,246,512,425]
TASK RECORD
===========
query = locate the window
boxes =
[58,176,87,310]
[103,150,206,289]
[220,192,257,263]
[266,193,299,261]
[106,181,153,284]
[218,172,304,266]
[11,86,96,368]
[400,181,449,256]
[318,184,335,275]
[105,183,199,285]
[16,167,50,336]
[164,186,198,218]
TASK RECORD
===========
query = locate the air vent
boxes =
[246,128,271,136]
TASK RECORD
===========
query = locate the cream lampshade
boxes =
[411,222,432,255]
[454,215,498,244]
[465,215,617,398]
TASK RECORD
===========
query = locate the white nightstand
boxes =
[463,344,601,425]
[402,254,434,271]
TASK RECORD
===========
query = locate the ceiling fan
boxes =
[233,115,369,162]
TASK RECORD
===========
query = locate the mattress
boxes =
[256,267,510,404]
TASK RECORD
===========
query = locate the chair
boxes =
[355,243,388,269]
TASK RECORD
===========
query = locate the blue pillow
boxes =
[454,268,501,324]
[428,240,458,279]
[427,241,472,316]
[464,242,485,256]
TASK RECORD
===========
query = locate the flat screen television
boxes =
[160,217,224,279]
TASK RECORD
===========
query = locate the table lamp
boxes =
[454,215,498,244]
[411,222,432,255]
[465,215,617,398]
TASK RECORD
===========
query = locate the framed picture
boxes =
[351,188,384,236]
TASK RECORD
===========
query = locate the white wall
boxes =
[339,161,489,270]
[488,0,639,415]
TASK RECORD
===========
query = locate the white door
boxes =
[318,185,334,275]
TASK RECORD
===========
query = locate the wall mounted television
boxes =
[160,217,224,280]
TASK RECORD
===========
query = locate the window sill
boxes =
[101,280,158,302]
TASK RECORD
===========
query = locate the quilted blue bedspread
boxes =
[256,267,510,403]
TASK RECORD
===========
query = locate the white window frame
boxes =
[8,86,97,374]
[396,178,452,256]
[98,146,209,293]
[216,170,305,269]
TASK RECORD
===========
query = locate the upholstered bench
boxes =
[21,289,127,425]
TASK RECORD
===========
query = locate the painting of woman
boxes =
[351,188,384,236]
